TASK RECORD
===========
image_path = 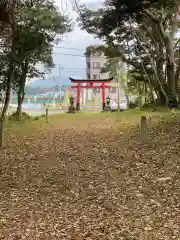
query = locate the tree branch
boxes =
[141,23,158,50]
[175,46,180,85]
[144,9,167,43]
[132,28,167,100]
[171,11,179,39]
[174,0,180,16]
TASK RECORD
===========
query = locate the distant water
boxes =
[11,98,61,109]
[22,103,42,109]
[12,98,62,105]
[10,103,43,109]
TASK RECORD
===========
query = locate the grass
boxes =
[2,107,175,151]
[3,107,173,136]
[4,114,47,139]
[47,107,171,122]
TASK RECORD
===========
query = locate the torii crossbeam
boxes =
[69,77,113,111]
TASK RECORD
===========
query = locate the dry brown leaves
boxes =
[0,115,180,239]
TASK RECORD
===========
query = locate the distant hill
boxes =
[28,76,70,87]
[24,84,69,96]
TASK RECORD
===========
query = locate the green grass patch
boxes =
[2,107,177,141]
[48,107,173,124]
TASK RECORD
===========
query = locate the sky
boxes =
[30,0,103,86]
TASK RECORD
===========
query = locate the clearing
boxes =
[0,110,180,239]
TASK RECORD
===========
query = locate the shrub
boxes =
[168,94,178,109]
[8,112,31,121]
[171,108,180,118]
[34,116,40,120]
[129,101,138,109]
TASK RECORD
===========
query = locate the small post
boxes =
[0,119,4,147]
[140,116,146,142]
[46,109,48,122]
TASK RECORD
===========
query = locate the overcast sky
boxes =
[45,0,102,85]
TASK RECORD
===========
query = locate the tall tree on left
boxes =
[0,0,17,117]
[0,0,71,118]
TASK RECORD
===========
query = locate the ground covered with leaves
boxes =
[0,111,180,239]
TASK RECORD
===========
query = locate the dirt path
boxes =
[0,117,180,239]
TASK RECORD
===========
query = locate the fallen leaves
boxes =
[156,177,172,182]
[0,114,179,239]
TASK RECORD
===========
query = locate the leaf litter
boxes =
[0,115,180,239]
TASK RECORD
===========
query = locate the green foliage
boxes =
[9,111,31,121]
[34,116,41,121]
[129,101,138,109]
[0,0,72,117]
[168,94,178,109]
[8,112,46,121]
[78,0,180,107]
[171,108,180,118]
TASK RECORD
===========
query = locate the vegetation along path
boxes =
[0,111,180,239]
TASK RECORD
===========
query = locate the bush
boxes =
[33,116,40,120]
[168,94,178,109]
[33,114,46,121]
[8,112,31,121]
[129,101,138,109]
[171,108,180,118]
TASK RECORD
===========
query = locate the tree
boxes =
[101,54,151,108]
[0,0,71,118]
[100,57,128,109]
[77,0,180,107]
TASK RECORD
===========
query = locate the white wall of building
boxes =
[85,45,126,106]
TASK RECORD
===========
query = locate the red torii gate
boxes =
[69,77,113,111]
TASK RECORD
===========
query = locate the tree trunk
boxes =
[164,36,176,95]
[144,81,147,107]
[175,52,180,91]
[16,91,25,120]
[16,61,29,119]
[167,64,175,94]
[125,94,130,108]
[16,79,26,119]
[144,10,177,97]
[147,79,156,110]
[158,90,167,105]
[1,71,13,118]
[1,24,17,118]
[116,81,120,111]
